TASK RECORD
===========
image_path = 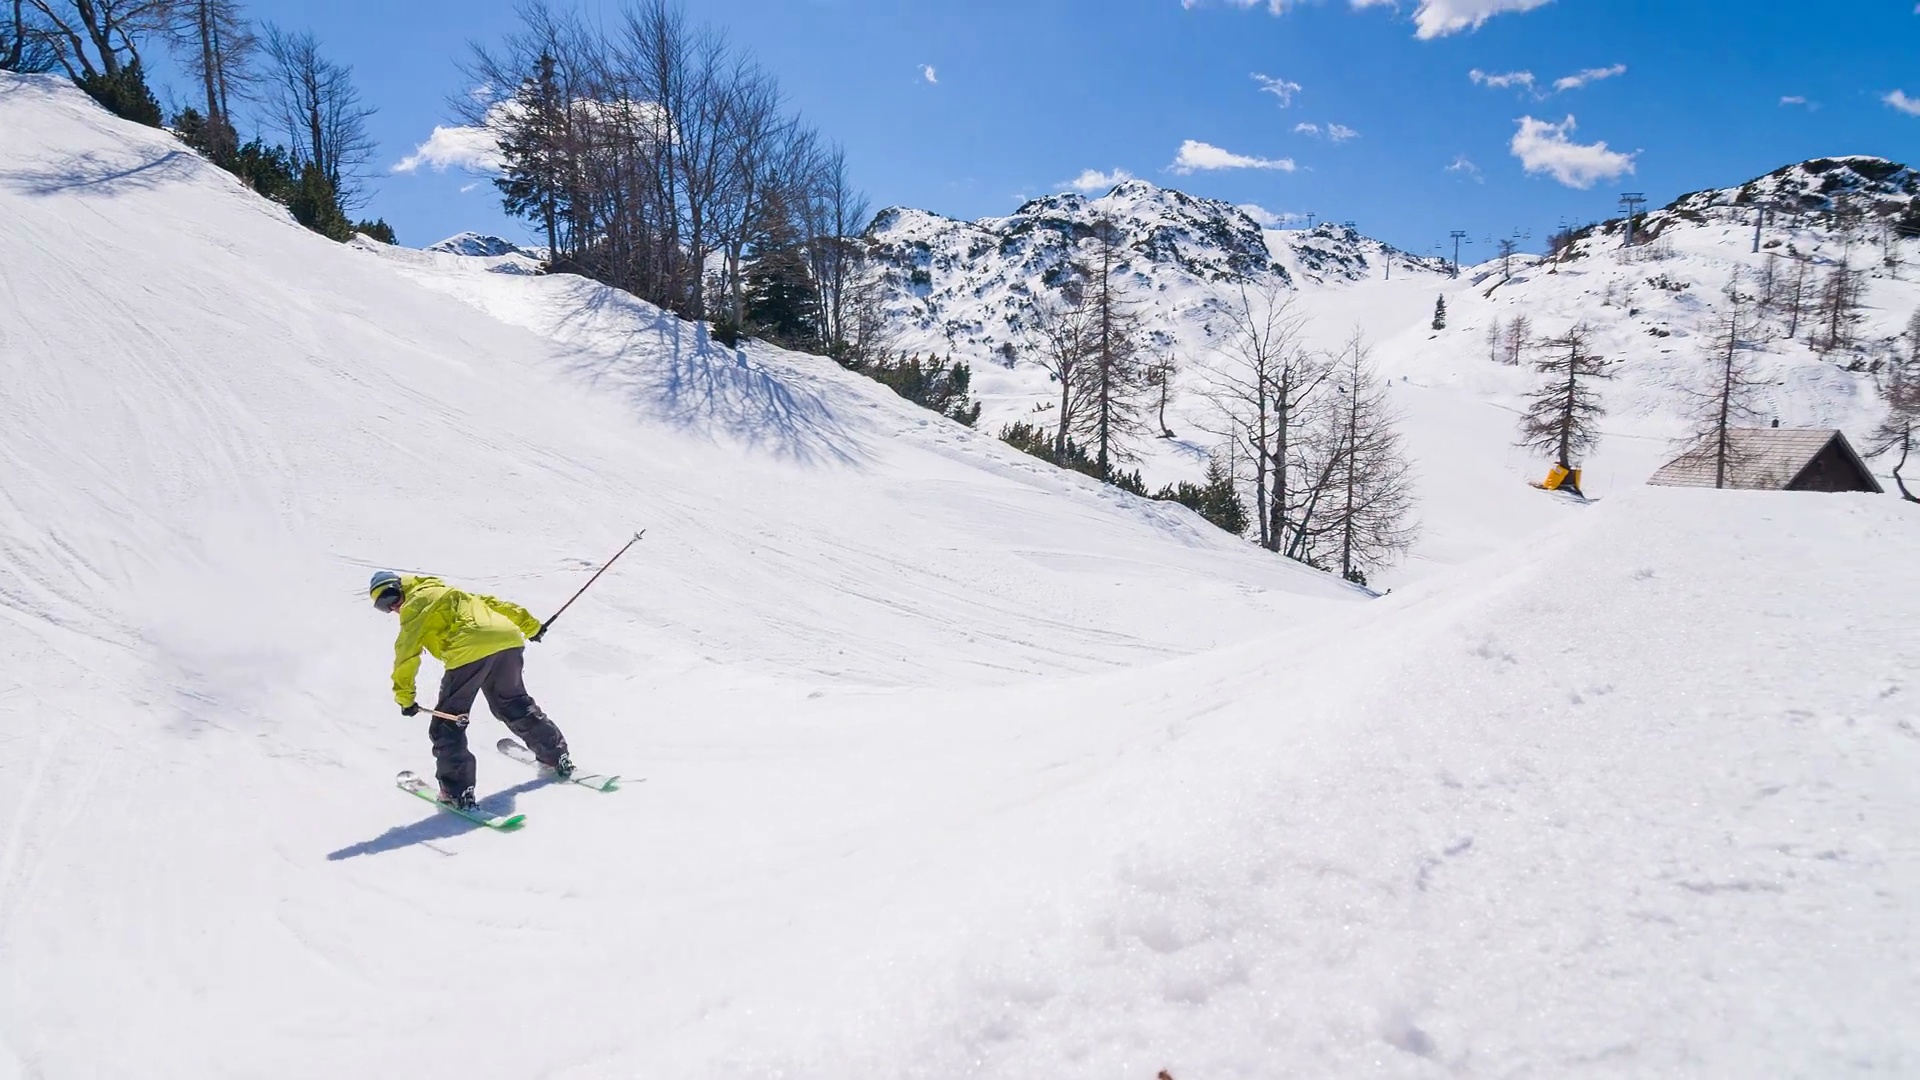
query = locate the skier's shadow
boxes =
[325,778,549,860]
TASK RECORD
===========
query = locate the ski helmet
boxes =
[369,570,404,612]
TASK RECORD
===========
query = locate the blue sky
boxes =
[150,0,1920,256]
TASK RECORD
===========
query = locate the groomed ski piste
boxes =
[2,74,1917,1078]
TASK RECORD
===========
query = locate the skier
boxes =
[370,570,573,809]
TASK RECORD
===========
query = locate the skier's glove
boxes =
[530,624,548,643]
[401,704,420,717]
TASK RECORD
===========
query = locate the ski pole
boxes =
[532,530,644,642]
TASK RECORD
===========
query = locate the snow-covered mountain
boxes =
[867,178,1450,364]
[5,74,1919,1080]
[423,230,549,274]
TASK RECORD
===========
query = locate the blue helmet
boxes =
[369,570,404,611]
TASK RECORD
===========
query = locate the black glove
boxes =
[529,624,547,643]
[401,703,420,717]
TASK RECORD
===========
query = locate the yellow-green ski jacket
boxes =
[391,575,542,707]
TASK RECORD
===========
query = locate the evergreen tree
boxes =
[288,162,352,241]
[77,59,162,126]
[858,353,982,427]
[354,218,397,244]
[1431,294,1447,330]
[493,52,570,260]
[744,193,820,348]
[1153,457,1248,536]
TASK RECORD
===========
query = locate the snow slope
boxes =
[3,75,1918,1079]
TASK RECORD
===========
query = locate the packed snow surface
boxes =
[2,74,1918,1078]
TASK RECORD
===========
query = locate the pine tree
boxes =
[1153,457,1248,536]
[1431,294,1447,330]
[744,192,820,348]
[288,161,352,241]
[77,59,162,126]
[1516,322,1612,477]
[493,52,570,260]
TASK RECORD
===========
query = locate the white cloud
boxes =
[459,182,481,194]
[1552,63,1626,92]
[1186,0,1289,10]
[1170,139,1297,174]
[1294,121,1359,142]
[1063,168,1135,193]
[1509,114,1635,188]
[1366,0,1555,39]
[1252,72,1303,106]
[920,64,938,84]
[1446,154,1483,182]
[393,121,504,175]
[1780,95,1808,106]
[1886,90,1920,117]
[1238,203,1305,227]
[1470,68,1537,91]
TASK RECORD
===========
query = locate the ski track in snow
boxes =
[1,73,1917,1078]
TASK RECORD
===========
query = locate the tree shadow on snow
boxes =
[548,282,868,468]
[0,148,200,198]
[324,777,547,860]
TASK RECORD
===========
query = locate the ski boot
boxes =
[548,753,575,781]
[439,784,478,811]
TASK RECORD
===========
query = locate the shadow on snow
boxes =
[325,777,549,860]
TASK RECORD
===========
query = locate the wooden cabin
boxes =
[1646,428,1883,493]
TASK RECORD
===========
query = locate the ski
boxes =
[395,770,527,831]
[496,738,629,791]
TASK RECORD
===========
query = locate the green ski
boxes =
[395,770,526,831]
[497,738,630,792]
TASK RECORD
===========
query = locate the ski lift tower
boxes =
[1449,230,1468,278]
[1619,192,1647,246]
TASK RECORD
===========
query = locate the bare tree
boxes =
[1495,237,1518,282]
[1145,350,1176,438]
[1079,218,1151,475]
[1485,317,1503,365]
[167,0,253,157]
[1866,327,1920,502]
[1026,277,1097,464]
[1678,283,1769,488]
[1783,253,1811,340]
[1312,332,1415,584]
[1199,281,1328,553]
[1502,313,1532,366]
[1754,254,1780,316]
[1516,322,1612,482]
[1811,258,1865,353]
[261,24,375,205]
[27,0,173,77]
[801,143,869,353]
